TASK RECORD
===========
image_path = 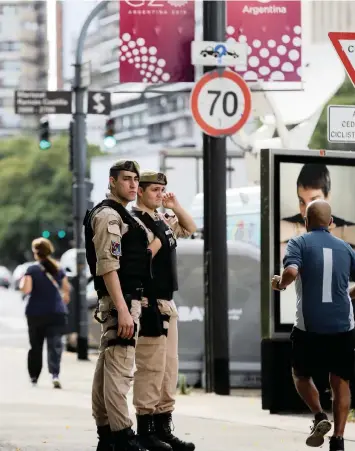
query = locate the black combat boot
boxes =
[154,412,195,451]
[112,427,148,451]
[136,414,172,451]
[96,425,113,451]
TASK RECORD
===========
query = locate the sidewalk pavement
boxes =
[1,347,355,450]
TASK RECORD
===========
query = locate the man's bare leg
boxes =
[292,370,323,413]
[292,369,332,447]
[328,373,350,450]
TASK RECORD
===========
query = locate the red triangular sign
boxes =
[328,32,355,87]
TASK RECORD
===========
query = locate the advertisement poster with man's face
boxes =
[279,163,355,325]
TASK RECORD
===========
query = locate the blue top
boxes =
[25,263,67,317]
[283,228,355,334]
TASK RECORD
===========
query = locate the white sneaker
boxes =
[52,376,62,389]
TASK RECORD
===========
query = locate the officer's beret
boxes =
[140,170,167,185]
[110,160,140,178]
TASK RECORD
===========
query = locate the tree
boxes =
[310,79,355,150]
[0,135,102,268]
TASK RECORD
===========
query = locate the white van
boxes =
[189,185,260,247]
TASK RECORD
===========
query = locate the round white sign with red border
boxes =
[190,69,252,137]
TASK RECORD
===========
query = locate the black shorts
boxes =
[290,327,355,381]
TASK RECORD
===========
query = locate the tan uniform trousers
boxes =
[92,296,141,431]
[133,299,179,415]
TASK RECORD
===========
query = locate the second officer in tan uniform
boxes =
[84,160,157,451]
[131,171,197,451]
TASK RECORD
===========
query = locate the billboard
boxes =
[261,150,355,337]
[119,0,195,83]
[227,0,302,83]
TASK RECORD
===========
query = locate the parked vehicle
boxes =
[12,262,35,290]
[0,266,12,289]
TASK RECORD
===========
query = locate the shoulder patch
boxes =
[110,241,121,257]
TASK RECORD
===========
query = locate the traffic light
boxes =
[39,117,51,150]
[58,230,66,239]
[104,118,116,149]
[42,230,50,239]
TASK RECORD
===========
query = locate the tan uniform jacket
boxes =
[91,193,130,277]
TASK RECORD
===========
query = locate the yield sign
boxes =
[328,32,355,87]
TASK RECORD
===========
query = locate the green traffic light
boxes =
[42,230,50,239]
[104,136,116,149]
[58,230,66,239]
[39,140,51,150]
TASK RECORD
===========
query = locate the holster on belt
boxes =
[139,294,170,338]
[103,294,141,348]
[93,289,110,324]
[107,309,138,348]
[94,303,108,324]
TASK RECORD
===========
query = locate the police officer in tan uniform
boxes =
[84,160,155,451]
[131,171,197,451]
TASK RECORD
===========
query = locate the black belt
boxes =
[145,292,173,301]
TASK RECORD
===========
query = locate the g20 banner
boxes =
[119,0,195,83]
[227,0,302,83]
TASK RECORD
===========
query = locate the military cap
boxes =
[109,159,140,178]
[140,170,167,185]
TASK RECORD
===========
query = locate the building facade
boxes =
[309,0,355,44]
[0,1,49,137]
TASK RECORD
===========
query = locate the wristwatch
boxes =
[276,280,286,291]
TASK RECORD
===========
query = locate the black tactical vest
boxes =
[83,199,151,298]
[132,210,178,299]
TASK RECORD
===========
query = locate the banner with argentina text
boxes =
[119,0,195,83]
[227,0,302,83]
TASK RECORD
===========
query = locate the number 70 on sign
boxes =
[190,69,252,138]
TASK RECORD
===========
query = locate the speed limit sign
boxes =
[190,69,252,137]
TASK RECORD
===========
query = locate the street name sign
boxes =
[14,91,72,114]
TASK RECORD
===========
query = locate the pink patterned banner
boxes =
[119,0,195,83]
[227,0,302,82]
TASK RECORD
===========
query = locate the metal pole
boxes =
[196,157,200,194]
[203,0,230,395]
[72,0,109,360]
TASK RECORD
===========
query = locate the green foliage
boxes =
[310,79,355,150]
[177,373,193,395]
[0,135,102,267]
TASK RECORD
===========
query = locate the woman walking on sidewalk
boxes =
[20,237,70,389]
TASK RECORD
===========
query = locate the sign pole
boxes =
[202,0,230,395]
[72,0,109,361]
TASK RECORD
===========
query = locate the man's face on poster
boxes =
[298,186,329,218]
